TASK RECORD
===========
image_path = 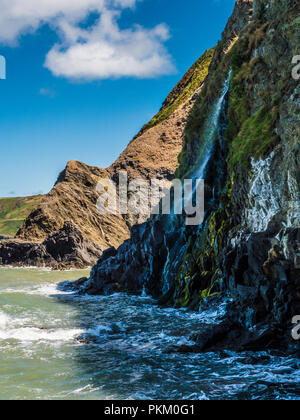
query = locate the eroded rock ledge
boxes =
[0,222,101,269]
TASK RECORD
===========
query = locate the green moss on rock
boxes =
[228,104,279,169]
[226,23,280,170]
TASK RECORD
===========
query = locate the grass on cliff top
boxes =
[0,195,43,237]
[135,48,215,138]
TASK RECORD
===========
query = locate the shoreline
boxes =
[0,264,91,272]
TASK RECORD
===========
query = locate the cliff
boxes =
[0,48,214,268]
[75,0,300,352]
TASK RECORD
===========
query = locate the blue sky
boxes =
[0,0,235,197]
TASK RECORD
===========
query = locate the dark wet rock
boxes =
[0,222,102,269]
[77,339,92,345]
[190,320,242,352]
[58,276,89,292]
[167,344,203,354]
[238,355,271,365]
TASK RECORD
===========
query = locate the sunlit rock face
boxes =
[245,148,300,233]
[245,153,280,233]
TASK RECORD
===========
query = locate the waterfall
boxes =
[193,69,232,181]
[174,70,232,210]
[160,71,232,295]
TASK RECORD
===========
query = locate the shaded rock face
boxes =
[0,222,101,269]
[222,0,253,49]
[76,0,300,353]
[224,229,300,328]
[1,49,213,268]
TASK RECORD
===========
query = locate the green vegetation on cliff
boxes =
[0,196,43,237]
[171,20,283,307]
[179,21,283,177]
[226,23,280,170]
[136,48,215,138]
[177,42,232,178]
[171,5,297,308]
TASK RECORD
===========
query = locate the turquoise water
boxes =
[0,267,300,400]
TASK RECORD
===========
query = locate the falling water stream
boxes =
[171,71,232,215]
[192,70,231,180]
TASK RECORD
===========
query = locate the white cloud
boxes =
[0,0,175,80]
[0,0,104,42]
[39,87,55,98]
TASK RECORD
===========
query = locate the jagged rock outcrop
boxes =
[0,49,213,268]
[72,0,300,353]
[16,161,129,252]
[0,222,101,269]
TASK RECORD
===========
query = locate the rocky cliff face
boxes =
[75,0,300,352]
[0,49,214,268]
[0,222,101,269]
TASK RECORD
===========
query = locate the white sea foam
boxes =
[70,384,95,395]
[0,325,84,342]
[1,270,299,400]
[0,311,10,328]
[0,283,74,298]
[0,309,83,343]
[198,299,230,324]
[31,283,74,297]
